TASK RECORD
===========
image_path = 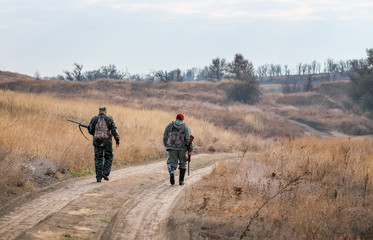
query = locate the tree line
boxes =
[44,54,364,83]
[42,49,372,108]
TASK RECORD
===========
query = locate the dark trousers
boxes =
[94,144,113,180]
[167,150,187,171]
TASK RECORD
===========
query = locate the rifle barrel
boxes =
[67,119,88,128]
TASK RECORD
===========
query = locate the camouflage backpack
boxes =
[166,124,186,148]
[94,117,110,140]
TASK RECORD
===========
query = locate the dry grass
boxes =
[0,79,308,138]
[314,80,351,103]
[2,78,373,137]
[173,137,373,239]
[0,70,35,83]
[262,93,373,136]
[0,89,261,196]
[273,92,342,109]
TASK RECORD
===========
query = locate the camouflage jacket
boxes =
[163,120,193,152]
[88,113,120,147]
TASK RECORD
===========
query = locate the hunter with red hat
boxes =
[163,113,193,185]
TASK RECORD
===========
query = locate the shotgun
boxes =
[187,135,194,176]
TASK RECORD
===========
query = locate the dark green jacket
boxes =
[88,113,120,147]
[163,120,193,152]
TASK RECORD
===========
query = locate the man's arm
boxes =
[108,117,120,145]
[88,117,96,135]
[163,124,170,147]
[185,125,193,152]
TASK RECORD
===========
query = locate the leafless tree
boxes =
[304,74,314,92]
[73,63,83,81]
[64,63,84,81]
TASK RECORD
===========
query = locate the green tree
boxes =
[227,54,255,80]
[208,57,226,81]
[349,48,373,111]
[227,54,261,104]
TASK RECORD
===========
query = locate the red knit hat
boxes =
[176,113,184,120]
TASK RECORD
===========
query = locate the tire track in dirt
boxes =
[102,165,214,240]
[0,161,165,240]
[0,154,222,240]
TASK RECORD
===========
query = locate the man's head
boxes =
[99,107,107,114]
[176,113,184,121]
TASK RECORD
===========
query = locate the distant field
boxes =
[260,83,282,93]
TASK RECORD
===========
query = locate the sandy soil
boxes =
[0,153,236,240]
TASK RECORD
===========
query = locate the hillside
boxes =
[1,75,372,138]
[0,72,372,239]
[1,73,373,197]
[0,70,35,83]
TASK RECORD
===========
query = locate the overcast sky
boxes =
[1,0,372,77]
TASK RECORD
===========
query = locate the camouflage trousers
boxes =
[94,144,113,180]
[167,150,187,174]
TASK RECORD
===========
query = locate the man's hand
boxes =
[116,143,120,148]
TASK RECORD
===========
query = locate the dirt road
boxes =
[0,153,235,240]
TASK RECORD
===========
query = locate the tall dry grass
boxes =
[174,137,373,239]
[0,89,261,193]
[3,78,373,137]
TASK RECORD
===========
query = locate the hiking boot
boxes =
[102,175,109,181]
[179,169,186,185]
[97,178,102,182]
[170,173,175,185]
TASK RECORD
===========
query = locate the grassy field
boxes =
[1,72,373,238]
[2,78,373,138]
[0,89,261,202]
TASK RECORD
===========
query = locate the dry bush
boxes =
[172,137,373,239]
[0,90,259,194]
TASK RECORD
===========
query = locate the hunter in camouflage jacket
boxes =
[88,113,120,147]
[163,119,193,152]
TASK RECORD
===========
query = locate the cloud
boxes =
[0,4,14,14]
[109,1,211,15]
[66,0,373,22]
[361,2,373,7]
[256,6,323,21]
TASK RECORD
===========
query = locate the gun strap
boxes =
[79,125,89,140]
